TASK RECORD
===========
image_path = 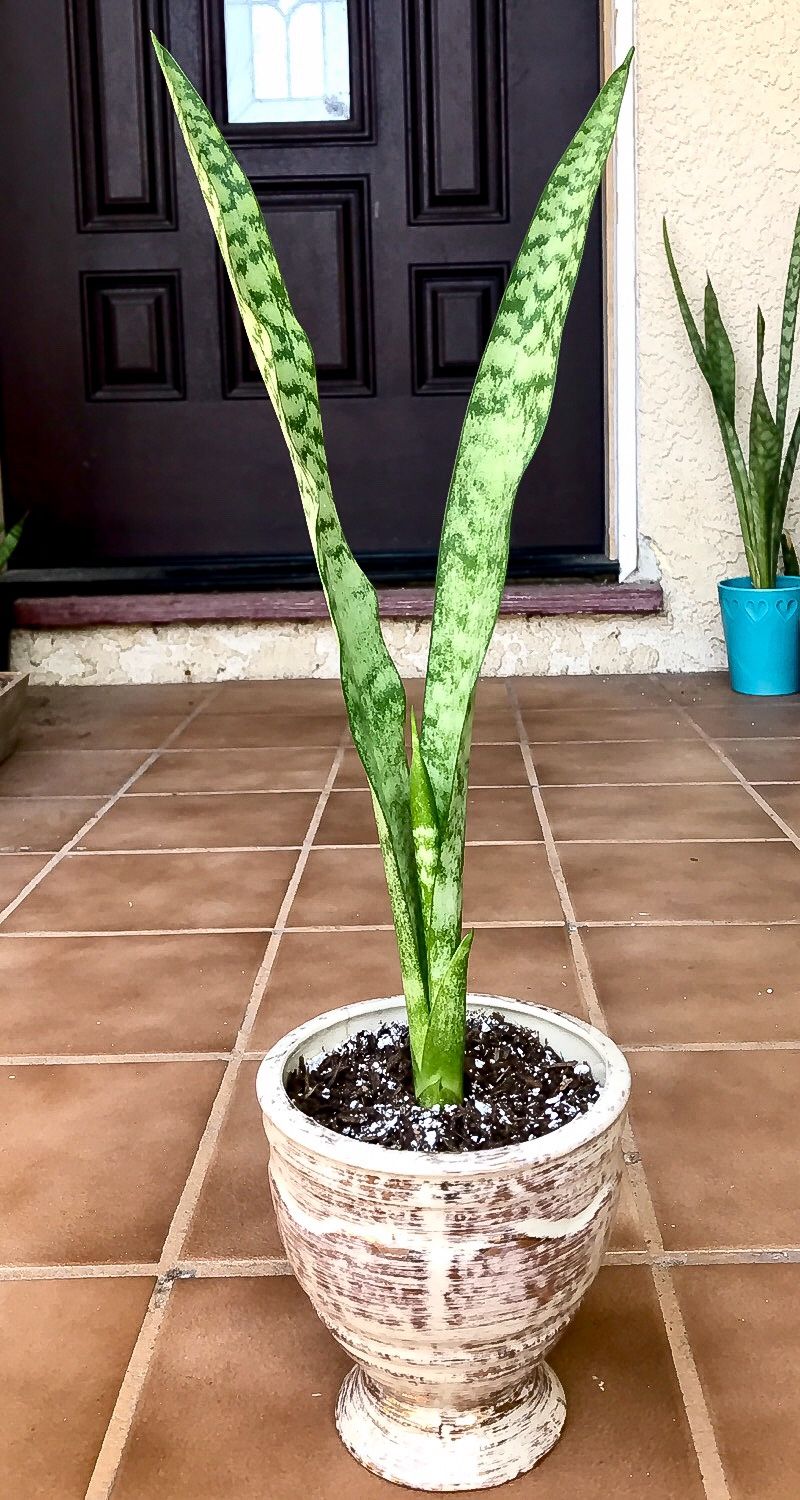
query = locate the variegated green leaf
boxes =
[426,690,474,999]
[779,405,800,524]
[664,221,760,582]
[777,204,800,439]
[749,309,782,585]
[409,709,439,937]
[370,791,429,1079]
[0,516,24,569]
[781,530,800,576]
[421,53,633,824]
[663,221,709,375]
[418,931,474,1107]
[152,38,426,1015]
[704,278,736,424]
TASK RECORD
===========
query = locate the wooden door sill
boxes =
[11,581,662,628]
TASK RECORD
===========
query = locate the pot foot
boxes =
[335,1362,566,1492]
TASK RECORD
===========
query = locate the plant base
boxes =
[335,1363,566,1492]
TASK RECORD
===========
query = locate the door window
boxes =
[224,0,351,123]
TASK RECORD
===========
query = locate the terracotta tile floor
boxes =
[1,673,798,1498]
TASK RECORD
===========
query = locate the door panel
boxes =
[406,0,506,223]
[68,0,176,229]
[0,0,607,578]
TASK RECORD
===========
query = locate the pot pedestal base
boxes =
[336,1362,566,1492]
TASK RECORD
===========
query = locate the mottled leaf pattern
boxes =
[749,309,782,579]
[781,530,800,576]
[409,710,438,937]
[779,406,800,523]
[421,52,633,824]
[777,205,800,438]
[426,690,474,999]
[704,279,736,424]
[154,35,631,1102]
[418,932,474,1107]
[666,208,800,590]
[665,221,761,584]
[0,516,24,569]
[152,38,427,1024]
[370,790,429,1081]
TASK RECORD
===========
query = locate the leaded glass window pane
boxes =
[224,0,351,124]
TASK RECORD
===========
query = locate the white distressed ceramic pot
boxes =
[256,994,631,1492]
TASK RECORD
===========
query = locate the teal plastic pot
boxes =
[718,576,800,696]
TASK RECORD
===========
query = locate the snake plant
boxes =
[664,209,800,589]
[153,36,631,1106]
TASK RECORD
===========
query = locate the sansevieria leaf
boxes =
[782,530,800,576]
[426,689,474,998]
[421,52,633,829]
[777,205,800,439]
[151,38,427,1023]
[409,710,439,937]
[663,221,760,582]
[780,408,800,521]
[0,516,25,569]
[749,309,782,584]
[704,278,736,424]
[418,931,474,1107]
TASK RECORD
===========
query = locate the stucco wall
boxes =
[11,0,800,684]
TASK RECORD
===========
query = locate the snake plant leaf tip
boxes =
[664,203,800,588]
[152,33,632,1104]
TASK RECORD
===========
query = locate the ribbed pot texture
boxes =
[256,995,631,1492]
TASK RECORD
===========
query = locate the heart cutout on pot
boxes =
[777,597,798,618]
[745,598,769,622]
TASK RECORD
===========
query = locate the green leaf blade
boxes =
[779,405,800,523]
[781,530,800,576]
[0,516,25,569]
[663,220,710,381]
[409,709,439,937]
[777,204,800,439]
[152,37,427,1020]
[749,309,782,585]
[426,691,474,999]
[704,277,736,423]
[421,53,633,824]
[418,931,474,1108]
[664,224,761,583]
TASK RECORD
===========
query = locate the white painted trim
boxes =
[605,0,639,580]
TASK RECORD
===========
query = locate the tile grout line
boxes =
[0,1052,232,1067]
[0,832,791,860]
[57,836,793,856]
[7,1241,800,1285]
[1,915,798,939]
[652,683,800,851]
[506,681,731,1500]
[0,687,226,930]
[0,1263,160,1281]
[7,1037,800,1069]
[3,778,800,800]
[83,734,347,1500]
[577,916,800,927]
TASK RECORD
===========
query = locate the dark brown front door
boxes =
[0,1,606,584]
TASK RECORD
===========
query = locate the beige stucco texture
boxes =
[11,0,800,683]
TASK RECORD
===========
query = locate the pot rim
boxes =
[718,575,800,593]
[256,994,631,1178]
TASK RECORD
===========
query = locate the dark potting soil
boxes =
[286,1011,600,1153]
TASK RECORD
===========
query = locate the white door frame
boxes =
[604,0,638,580]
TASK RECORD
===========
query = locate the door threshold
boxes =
[11,581,662,629]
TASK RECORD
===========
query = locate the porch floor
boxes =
[2,673,799,1499]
